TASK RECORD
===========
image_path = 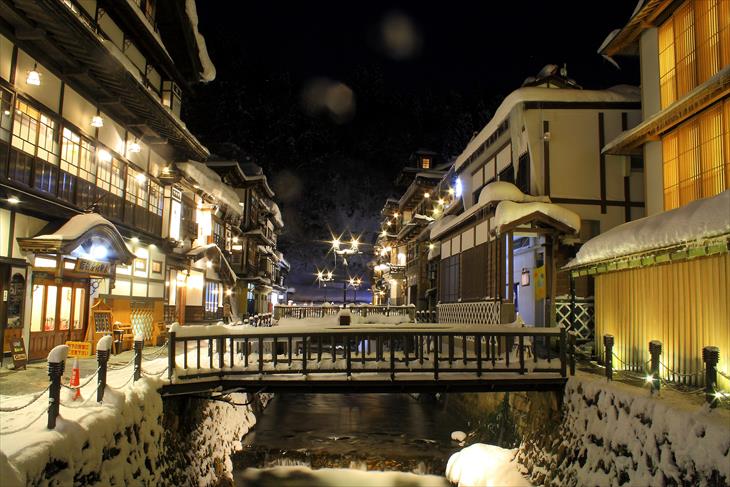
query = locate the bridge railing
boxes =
[273,305,416,321]
[167,324,568,382]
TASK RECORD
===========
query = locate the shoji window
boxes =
[659,0,730,109]
[662,100,728,209]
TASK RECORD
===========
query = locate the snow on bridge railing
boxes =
[165,322,570,384]
[273,304,417,321]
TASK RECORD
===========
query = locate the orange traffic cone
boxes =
[69,357,81,401]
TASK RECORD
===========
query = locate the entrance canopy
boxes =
[493,201,581,236]
[17,213,135,264]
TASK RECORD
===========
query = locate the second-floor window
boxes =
[0,88,12,143]
[662,99,729,209]
[658,0,730,109]
[61,127,96,181]
[12,100,59,164]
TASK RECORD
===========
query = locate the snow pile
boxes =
[177,161,242,215]
[446,444,532,486]
[516,373,730,486]
[36,213,121,240]
[494,201,581,234]
[239,466,449,486]
[184,0,216,82]
[271,201,284,228]
[478,182,550,207]
[567,190,730,267]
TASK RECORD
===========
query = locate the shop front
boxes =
[16,213,134,359]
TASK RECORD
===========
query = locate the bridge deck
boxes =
[162,322,573,396]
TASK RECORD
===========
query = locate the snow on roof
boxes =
[415,171,446,180]
[494,201,581,234]
[430,214,458,240]
[454,85,640,172]
[184,0,216,82]
[567,190,730,268]
[478,181,550,206]
[37,213,122,240]
[177,161,242,215]
[186,243,237,282]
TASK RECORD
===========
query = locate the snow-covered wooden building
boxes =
[570,0,730,387]
[0,0,242,360]
[430,67,645,331]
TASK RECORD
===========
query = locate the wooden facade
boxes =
[594,252,729,388]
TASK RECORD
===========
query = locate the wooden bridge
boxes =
[160,323,573,396]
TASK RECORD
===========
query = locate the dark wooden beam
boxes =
[14,27,46,40]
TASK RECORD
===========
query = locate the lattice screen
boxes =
[131,300,154,340]
[437,300,502,324]
[555,297,594,341]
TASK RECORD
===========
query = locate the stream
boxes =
[232,393,470,485]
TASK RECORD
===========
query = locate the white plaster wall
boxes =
[12,213,48,258]
[461,227,475,251]
[644,141,664,216]
[0,34,12,82]
[15,52,61,112]
[62,86,97,137]
[97,111,126,157]
[640,28,661,120]
[0,209,10,257]
[514,248,537,325]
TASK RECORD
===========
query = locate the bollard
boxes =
[47,345,69,429]
[649,340,662,393]
[603,334,614,381]
[168,328,177,381]
[133,333,144,381]
[703,346,720,408]
[97,335,113,402]
[568,331,576,376]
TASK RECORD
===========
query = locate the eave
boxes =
[599,0,674,57]
[5,0,209,160]
[603,68,730,155]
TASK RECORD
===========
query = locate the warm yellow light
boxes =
[380,230,387,237]
[332,238,341,249]
[26,64,41,86]
[128,140,141,153]
[386,221,391,226]
[438,198,445,205]
[7,196,20,204]
[91,115,104,128]
[225,289,232,296]
[206,260,212,268]
[131,237,139,243]
[429,243,435,250]
[393,212,399,218]
[448,188,455,195]
[317,271,324,279]
[136,172,147,184]
[424,192,430,198]
[98,149,112,163]
[233,237,239,243]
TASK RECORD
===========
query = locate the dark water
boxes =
[232,393,469,483]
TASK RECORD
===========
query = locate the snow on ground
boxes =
[239,466,450,486]
[446,443,532,487]
[567,190,730,267]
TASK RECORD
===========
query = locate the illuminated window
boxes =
[422,157,431,169]
[662,100,729,209]
[205,281,220,313]
[126,166,148,209]
[658,0,730,110]
[0,88,12,143]
[149,179,163,216]
[97,151,125,198]
[11,100,59,164]
[61,127,96,180]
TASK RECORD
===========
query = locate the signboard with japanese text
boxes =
[11,338,27,370]
[75,259,111,276]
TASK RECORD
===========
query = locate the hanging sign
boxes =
[10,337,27,370]
[533,265,546,300]
[75,259,111,276]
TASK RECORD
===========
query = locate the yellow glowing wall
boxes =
[594,252,729,389]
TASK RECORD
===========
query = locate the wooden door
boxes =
[28,280,88,360]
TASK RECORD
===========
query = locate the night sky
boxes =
[185,1,641,300]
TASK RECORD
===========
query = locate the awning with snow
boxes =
[186,243,237,285]
[565,190,730,275]
[17,213,135,264]
[493,201,581,236]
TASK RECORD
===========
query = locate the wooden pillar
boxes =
[507,231,514,303]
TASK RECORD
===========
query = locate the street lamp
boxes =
[316,268,335,303]
[348,276,362,304]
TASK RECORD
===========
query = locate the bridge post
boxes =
[476,334,482,377]
[346,338,352,377]
[302,336,308,374]
[389,334,395,380]
[603,334,614,381]
[168,331,175,380]
[258,337,263,373]
[559,327,567,378]
[134,335,144,382]
[433,334,439,380]
[96,336,111,402]
[519,335,525,375]
[569,331,576,376]
[649,340,661,393]
[218,338,224,371]
[703,346,719,408]
[47,345,67,429]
